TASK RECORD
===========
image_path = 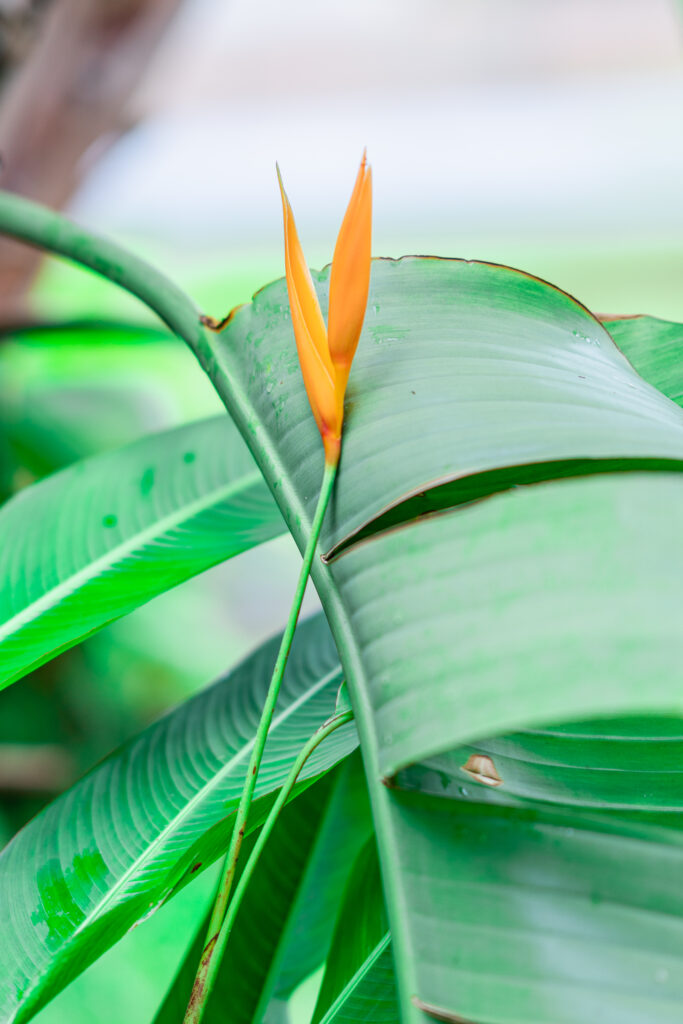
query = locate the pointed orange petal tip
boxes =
[327,151,372,382]
[277,164,341,452]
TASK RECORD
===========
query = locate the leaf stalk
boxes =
[183,460,338,1024]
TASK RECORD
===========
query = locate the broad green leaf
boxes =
[0,414,283,690]
[204,259,683,559]
[198,260,683,1023]
[401,716,683,813]
[155,754,372,1024]
[9,223,683,1024]
[328,472,683,778]
[314,839,398,1024]
[0,614,357,1024]
[383,788,683,1024]
[603,315,683,409]
[325,472,683,1021]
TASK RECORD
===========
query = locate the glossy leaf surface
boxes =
[206,259,683,558]
[0,415,282,689]
[385,788,683,1024]
[0,615,356,1023]
[405,716,683,812]
[329,472,683,777]
[603,314,683,408]
[5,222,683,1024]
[200,262,683,1024]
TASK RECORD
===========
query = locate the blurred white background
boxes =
[72,0,683,317]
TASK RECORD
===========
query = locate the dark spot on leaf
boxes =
[183,452,196,464]
[32,850,108,952]
[102,514,117,528]
[190,862,202,873]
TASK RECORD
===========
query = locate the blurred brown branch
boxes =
[0,0,185,318]
[0,743,76,792]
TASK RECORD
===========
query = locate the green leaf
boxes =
[385,789,683,1024]
[5,206,683,1024]
[401,715,683,813]
[198,259,683,1023]
[0,414,284,690]
[603,315,683,409]
[314,839,398,1024]
[155,753,372,1024]
[0,614,357,1024]
[329,472,683,777]
[204,258,683,559]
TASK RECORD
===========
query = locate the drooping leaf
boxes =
[401,715,683,813]
[155,753,372,1024]
[328,472,683,778]
[0,614,357,1024]
[7,212,683,1024]
[204,258,683,559]
[602,315,683,409]
[199,260,683,1024]
[0,414,283,690]
[383,788,683,1024]
[313,838,398,1024]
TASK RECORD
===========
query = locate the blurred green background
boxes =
[0,1,682,1021]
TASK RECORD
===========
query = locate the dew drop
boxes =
[102,514,117,528]
[183,452,196,464]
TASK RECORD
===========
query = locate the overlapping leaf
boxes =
[384,788,683,1024]
[314,839,397,1024]
[5,226,683,1024]
[0,414,283,689]
[329,473,683,777]
[155,754,372,1024]
[204,259,683,558]
[0,614,357,1024]
[402,716,683,813]
[201,264,683,1024]
[603,314,683,409]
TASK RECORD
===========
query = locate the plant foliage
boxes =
[0,192,682,1024]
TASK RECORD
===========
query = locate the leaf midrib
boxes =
[0,468,270,643]
[317,933,392,1024]
[17,663,342,1018]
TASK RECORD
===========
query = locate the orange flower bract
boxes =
[277,153,372,466]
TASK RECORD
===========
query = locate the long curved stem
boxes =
[210,707,353,992]
[0,191,208,357]
[183,460,338,1024]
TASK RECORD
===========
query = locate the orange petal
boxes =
[277,166,341,446]
[327,152,372,390]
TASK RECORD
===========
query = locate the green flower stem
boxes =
[183,459,338,1024]
[206,707,353,1002]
